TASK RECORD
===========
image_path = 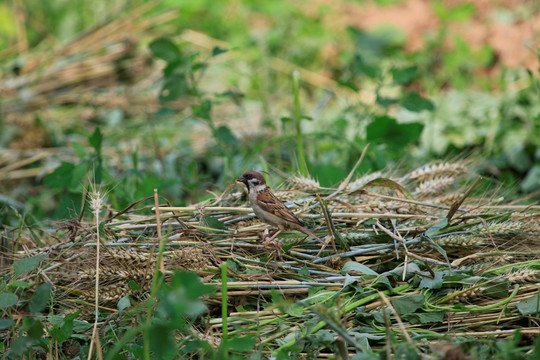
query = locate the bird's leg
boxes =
[266,229,282,243]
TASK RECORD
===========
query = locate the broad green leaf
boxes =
[128,280,141,291]
[88,127,102,153]
[0,318,14,329]
[372,276,393,291]
[516,294,540,316]
[44,162,75,189]
[341,261,378,276]
[159,74,189,102]
[285,303,304,317]
[8,280,30,289]
[401,92,434,112]
[391,294,424,314]
[391,65,418,84]
[72,142,86,158]
[419,271,444,289]
[0,292,18,309]
[8,336,33,357]
[13,254,46,276]
[483,278,509,299]
[403,312,445,324]
[192,99,212,120]
[425,218,449,237]
[201,215,226,230]
[228,336,255,352]
[149,38,181,62]
[49,311,80,343]
[366,116,423,148]
[215,125,237,147]
[29,282,52,314]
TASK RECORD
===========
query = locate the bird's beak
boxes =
[236,175,246,183]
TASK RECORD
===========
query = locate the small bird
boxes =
[237,171,323,243]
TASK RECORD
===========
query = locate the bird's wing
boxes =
[256,189,304,227]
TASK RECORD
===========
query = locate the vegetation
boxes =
[1,0,539,359]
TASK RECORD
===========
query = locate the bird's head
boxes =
[237,171,267,190]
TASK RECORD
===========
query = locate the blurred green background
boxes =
[0,0,539,223]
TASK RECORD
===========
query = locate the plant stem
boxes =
[221,262,229,344]
[293,70,308,176]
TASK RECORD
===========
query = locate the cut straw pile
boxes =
[4,161,540,355]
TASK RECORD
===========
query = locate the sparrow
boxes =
[237,171,323,243]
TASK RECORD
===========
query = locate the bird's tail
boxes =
[299,227,325,244]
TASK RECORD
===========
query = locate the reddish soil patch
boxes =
[314,0,539,70]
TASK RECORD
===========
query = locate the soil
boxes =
[311,0,539,71]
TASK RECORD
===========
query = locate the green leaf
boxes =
[8,280,31,289]
[391,294,424,314]
[44,162,75,189]
[403,312,445,324]
[285,303,304,317]
[49,311,80,342]
[8,336,33,357]
[211,46,228,57]
[483,278,509,299]
[215,125,237,147]
[128,280,141,291]
[72,142,86,158]
[118,295,131,311]
[0,318,14,329]
[353,54,380,78]
[13,254,47,276]
[192,99,212,120]
[391,66,418,84]
[516,293,540,316]
[401,92,434,112]
[88,127,102,153]
[201,215,226,230]
[29,282,52,314]
[160,74,189,102]
[366,116,423,148]
[227,336,255,352]
[0,292,18,309]
[298,266,310,276]
[341,261,378,276]
[372,276,393,291]
[425,218,449,237]
[419,271,444,289]
[149,38,181,63]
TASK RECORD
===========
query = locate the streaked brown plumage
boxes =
[237,171,323,243]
